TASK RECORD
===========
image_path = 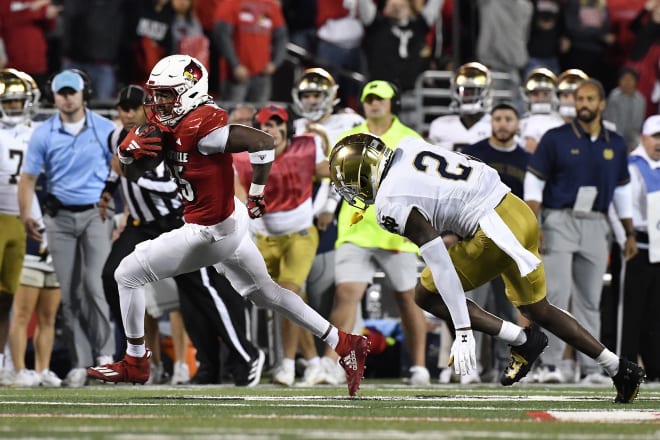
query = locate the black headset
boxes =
[359,80,401,115]
[45,68,94,102]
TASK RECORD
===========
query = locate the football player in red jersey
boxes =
[234,104,331,387]
[87,55,369,396]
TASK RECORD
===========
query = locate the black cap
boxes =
[116,85,146,109]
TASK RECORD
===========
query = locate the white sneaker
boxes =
[580,372,611,385]
[320,356,346,385]
[296,362,327,387]
[271,361,295,387]
[13,369,40,387]
[438,367,453,384]
[39,369,62,387]
[63,367,87,387]
[171,361,190,385]
[406,365,431,386]
[0,369,15,386]
[146,362,164,385]
[460,369,481,384]
[537,365,566,384]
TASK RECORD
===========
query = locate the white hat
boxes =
[642,115,660,136]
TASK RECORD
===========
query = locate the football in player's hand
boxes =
[121,123,165,181]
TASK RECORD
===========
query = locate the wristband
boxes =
[249,183,265,196]
[626,230,637,239]
[249,149,275,164]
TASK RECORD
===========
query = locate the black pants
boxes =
[101,216,259,382]
[620,249,660,380]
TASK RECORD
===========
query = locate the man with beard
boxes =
[524,79,638,384]
[459,102,528,382]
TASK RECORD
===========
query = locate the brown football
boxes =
[121,123,165,182]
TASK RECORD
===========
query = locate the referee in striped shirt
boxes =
[99,85,263,385]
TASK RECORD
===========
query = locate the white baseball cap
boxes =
[642,115,660,136]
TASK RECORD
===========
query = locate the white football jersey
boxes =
[375,137,510,238]
[0,122,36,215]
[294,112,364,148]
[427,114,491,151]
[519,112,564,144]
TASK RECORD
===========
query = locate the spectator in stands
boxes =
[476,0,533,106]
[213,0,287,104]
[525,0,564,76]
[234,104,330,387]
[123,0,174,85]
[171,0,210,68]
[620,114,660,383]
[627,0,660,118]
[282,0,318,53]
[0,0,61,92]
[315,0,366,109]
[560,0,615,81]
[0,69,35,383]
[604,66,646,152]
[319,80,430,387]
[17,69,116,387]
[357,0,442,93]
[60,0,127,100]
[524,79,637,384]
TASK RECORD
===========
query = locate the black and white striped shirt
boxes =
[107,127,182,224]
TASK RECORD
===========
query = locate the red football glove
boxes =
[247,194,266,219]
[118,125,162,160]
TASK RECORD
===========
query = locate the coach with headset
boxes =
[318,80,431,387]
[17,69,116,387]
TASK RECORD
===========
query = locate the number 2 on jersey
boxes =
[413,150,472,181]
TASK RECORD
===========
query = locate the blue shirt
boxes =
[24,109,115,205]
[462,140,530,198]
[528,120,630,213]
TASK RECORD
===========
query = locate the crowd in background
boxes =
[0,0,658,388]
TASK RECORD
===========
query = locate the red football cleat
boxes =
[87,350,151,384]
[336,330,370,397]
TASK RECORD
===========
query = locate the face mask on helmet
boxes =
[145,55,210,125]
[329,133,393,210]
[451,62,492,115]
[523,68,558,114]
[556,69,588,118]
[292,68,339,121]
[0,70,31,126]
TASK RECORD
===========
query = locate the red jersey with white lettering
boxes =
[234,134,317,213]
[161,104,233,226]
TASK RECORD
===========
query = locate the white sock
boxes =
[497,321,526,346]
[307,356,321,368]
[126,343,146,358]
[323,326,339,349]
[596,349,619,377]
[282,358,295,370]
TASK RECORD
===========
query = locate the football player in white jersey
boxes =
[428,62,492,151]
[328,132,646,403]
[518,68,564,153]
[0,69,39,380]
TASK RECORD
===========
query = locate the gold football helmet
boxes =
[523,67,558,114]
[557,69,589,95]
[451,62,492,114]
[329,133,393,210]
[0,69,31,125]
[292,67,339,121]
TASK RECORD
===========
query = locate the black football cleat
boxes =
[613,358,645,403]
[501,327,548,386]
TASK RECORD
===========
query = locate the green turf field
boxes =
[0,381,658,439]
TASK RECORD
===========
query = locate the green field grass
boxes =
[1,381,658,439]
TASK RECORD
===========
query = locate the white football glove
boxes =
[448,329,477,376]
